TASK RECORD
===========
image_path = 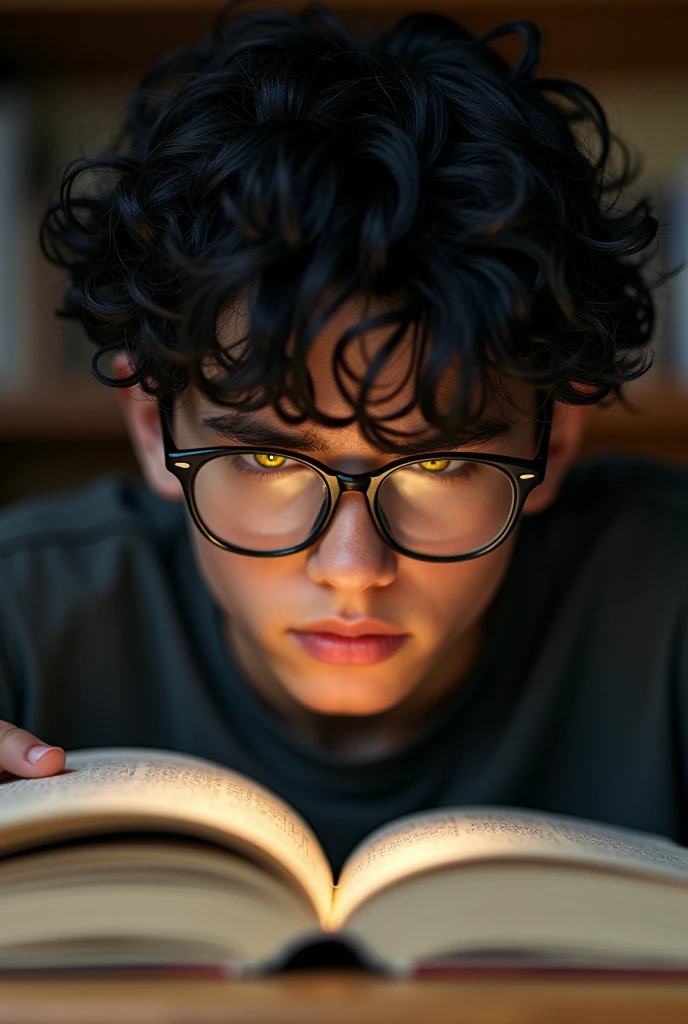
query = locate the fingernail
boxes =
[26,745,54,765]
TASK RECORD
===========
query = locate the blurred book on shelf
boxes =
[666,162,688,385]
[31,76,129,384]
[0,84,31,392]
[581,73,688,397]
[626,185,673,392]
[0,77,130,400]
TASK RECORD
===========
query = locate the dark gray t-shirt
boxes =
[0,457,687,873]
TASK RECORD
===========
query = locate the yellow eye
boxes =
[254,453,287,469]
[419,459,450,472]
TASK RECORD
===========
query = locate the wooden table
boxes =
[3,971,688,1024]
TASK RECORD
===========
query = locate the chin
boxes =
[287,676,409,717]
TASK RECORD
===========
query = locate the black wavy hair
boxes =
[41,0,664,443]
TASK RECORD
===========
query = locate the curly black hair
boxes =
[41,0,664,444]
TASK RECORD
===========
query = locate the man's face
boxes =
[167,299,545,725]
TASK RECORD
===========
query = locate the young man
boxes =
[1,3,686,873]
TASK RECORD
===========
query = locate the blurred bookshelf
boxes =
[0,0,688,505]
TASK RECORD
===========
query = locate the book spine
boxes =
[0,88,30,393]
[667,163,688,385]
[413,961,688,978]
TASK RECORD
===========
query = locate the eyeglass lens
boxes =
[376,459,515,556]
[192,451,516,556]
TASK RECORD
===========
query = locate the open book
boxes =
[2,747,688,973]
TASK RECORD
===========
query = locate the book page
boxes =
[331,806,688,928]
[0,748,333,922]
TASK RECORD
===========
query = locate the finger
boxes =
[0,722,65,778]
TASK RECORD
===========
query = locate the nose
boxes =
[305,492,397,593]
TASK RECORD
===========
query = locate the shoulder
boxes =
[0,477,191,718]
[0,475,189,669]
[0,475,185,559]
[509,457,688,683]
[556,456,688,547]
[561,455,688,510]
[532,456,688,603]
[0,476,187,618]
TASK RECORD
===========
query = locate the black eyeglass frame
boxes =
[159,394,552,563]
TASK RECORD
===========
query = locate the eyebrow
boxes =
[199,413,511,455]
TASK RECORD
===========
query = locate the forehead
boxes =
[198,293,533,452]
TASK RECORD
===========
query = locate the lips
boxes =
[289,619,409,666]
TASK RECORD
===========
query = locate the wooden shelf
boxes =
[1,382,686,505]
[572,385,688,462]
[1,2,687,75]
[1,0,687,9]
[0,385,125,440]
[2,381,688,451]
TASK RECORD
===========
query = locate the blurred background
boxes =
[0,0,687,506]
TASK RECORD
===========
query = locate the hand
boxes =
[0,722,65,779]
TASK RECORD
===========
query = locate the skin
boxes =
[0,296,587,774]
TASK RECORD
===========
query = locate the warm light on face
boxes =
[171,298,544,721]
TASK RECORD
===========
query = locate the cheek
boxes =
[401,536,516,631]
[189,520,517,648]
[190,529,302,629]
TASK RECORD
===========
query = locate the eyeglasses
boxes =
[159,396,552,563]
